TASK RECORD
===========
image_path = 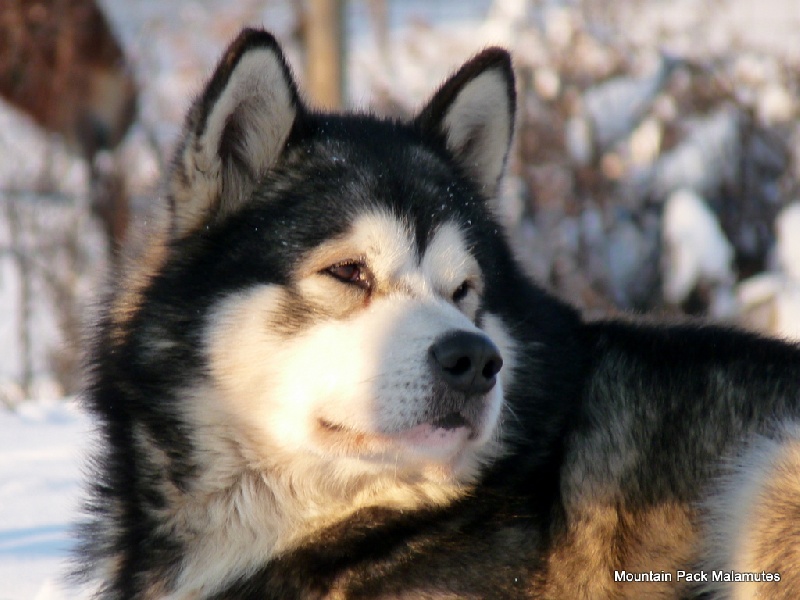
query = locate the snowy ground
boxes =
[0,400,92,600]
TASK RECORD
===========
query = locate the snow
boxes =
[662,188,734,305]
[775,203,800,281]
[737,203,800,340]
[0,400,93,600]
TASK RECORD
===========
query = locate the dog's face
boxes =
[138,30,517,499]
[206,209,511,483]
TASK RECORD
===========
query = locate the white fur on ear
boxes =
[169,31,298,237]
[441,68,514,194]
[200,49,296,186]
[415,49,515,198]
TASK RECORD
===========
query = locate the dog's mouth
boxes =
[318,412,474,436]
[316,411,478,458]
[430,412,470,431]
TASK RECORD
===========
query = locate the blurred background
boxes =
[2,0,800,408]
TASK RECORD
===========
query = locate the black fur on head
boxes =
[168,29,518,239]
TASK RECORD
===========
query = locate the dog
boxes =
[77,28,800,599]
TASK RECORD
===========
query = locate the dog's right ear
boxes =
[168,29,300,237]
[413,49,515,199]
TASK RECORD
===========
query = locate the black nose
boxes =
[430,331,503,395]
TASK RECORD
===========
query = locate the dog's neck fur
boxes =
[158,405,477,596]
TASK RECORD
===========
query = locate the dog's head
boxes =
[143,29,517,499]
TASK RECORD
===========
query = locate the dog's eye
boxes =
[325,261,371,290]
[452,281,471,303]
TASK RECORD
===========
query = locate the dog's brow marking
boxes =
[420,221,483,321]
[298,211,416,281]
[422,221,481,291]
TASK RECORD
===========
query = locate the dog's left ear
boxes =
[168,29,301,237]
[414,49,516,197]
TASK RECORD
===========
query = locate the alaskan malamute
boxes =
[78,29,800,599]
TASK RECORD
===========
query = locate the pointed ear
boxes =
[414,49,516,197]
[168,29,301,237]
